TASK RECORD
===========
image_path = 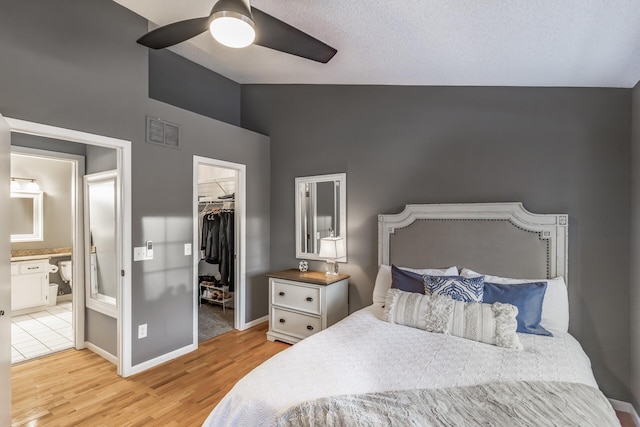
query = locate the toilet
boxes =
[58,260,72,287]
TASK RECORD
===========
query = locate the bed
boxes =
[204,203,618,426]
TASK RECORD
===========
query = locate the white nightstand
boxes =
[267,269,349,344]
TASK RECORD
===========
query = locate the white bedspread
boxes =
[204,305,598,427]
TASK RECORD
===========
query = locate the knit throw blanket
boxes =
[276,381,618,427]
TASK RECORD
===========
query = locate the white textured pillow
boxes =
[372,264,458,306]
[384,288,522,350]
[459,268,569,333]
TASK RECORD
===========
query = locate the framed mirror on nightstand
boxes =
[295,173,346,262]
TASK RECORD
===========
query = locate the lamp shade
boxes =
[318,236,346,260]
[209,0,256,48]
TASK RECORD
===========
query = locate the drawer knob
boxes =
[306,297,313,302]
[279,292,285,296]
[307,325,314,331]
[279,318,285,323]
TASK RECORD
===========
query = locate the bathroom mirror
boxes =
[10,190,43,242]
[295,173,346,261]
[84,170,118,316]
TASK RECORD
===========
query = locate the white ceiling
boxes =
[114,0,640,88]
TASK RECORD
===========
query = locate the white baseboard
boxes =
[57,294,72,302]
[610,398,640,426]
[128,343,197,376]
[242,315,268,330]
[85,342,117,365]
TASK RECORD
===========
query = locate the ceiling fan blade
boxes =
[251,7,337,63]
[137,17,211,49]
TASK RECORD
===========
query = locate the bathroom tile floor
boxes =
[11,301,74,364]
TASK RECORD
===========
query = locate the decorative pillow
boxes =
[391,265,426,294]
[423,275,484,303]
[384,288,522,350]
[372,264,458,306]
[460,268,569,332]
[483,282,552,336]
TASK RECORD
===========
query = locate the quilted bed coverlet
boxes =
[204,305,603,426]
[276,381,618,426]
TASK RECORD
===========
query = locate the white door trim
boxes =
[0,114,12,427]
[5,118,133,377]
[10,146,86,351]
[193,155,247,345]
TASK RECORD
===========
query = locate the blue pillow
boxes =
[391,265,426,294]
[483,282,552,336]
[424,275,484,303]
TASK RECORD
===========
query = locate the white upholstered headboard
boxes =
[378,203,568,284]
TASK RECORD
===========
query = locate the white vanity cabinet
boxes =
[267,269,349,344]
[11,259,49,312]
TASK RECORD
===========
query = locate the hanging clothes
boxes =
[200,208,235,291]
[201,212,221,264]
[218,210,235,291]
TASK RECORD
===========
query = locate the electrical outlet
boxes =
[184,243,192,256]
[138,323,147,339]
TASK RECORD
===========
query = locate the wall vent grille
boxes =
[146,116,181,149]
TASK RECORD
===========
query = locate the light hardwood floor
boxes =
[12,323,631,426]
[11,322,288,427]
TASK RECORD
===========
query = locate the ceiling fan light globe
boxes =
[209,13,255,48]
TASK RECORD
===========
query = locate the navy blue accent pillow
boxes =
[391,265,426,294]
[483,282,552,336]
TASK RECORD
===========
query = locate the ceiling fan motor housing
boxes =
[210,0,254,24]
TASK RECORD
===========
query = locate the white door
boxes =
[0,115,12,426]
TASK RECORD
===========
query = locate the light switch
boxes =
[133,247,146,261]
[184,243,192,256]
[138,324,147,339]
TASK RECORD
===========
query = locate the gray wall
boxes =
[241,85,632,401]
[12,133,87,157]
[85,309,117,356]
[149,50,241,127]
[86,145,117,174]
[631,81,640,408]
[0,0,270,367]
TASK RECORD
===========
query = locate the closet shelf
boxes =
[199,281,232,312]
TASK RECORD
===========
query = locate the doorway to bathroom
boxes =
[4,118,132,377]
[9,146,83,364]
[193,156,246,343]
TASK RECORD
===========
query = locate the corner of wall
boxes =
[630,80,640,409]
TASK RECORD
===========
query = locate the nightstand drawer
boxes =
[271,308,322,340]
[272,280,321,315]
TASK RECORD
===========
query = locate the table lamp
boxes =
[318,235,346,276]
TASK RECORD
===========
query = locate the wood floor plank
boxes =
[11,322,288,426]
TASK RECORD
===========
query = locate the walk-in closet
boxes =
[197,164,236,342]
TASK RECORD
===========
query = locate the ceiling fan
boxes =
[136,0,337,63]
